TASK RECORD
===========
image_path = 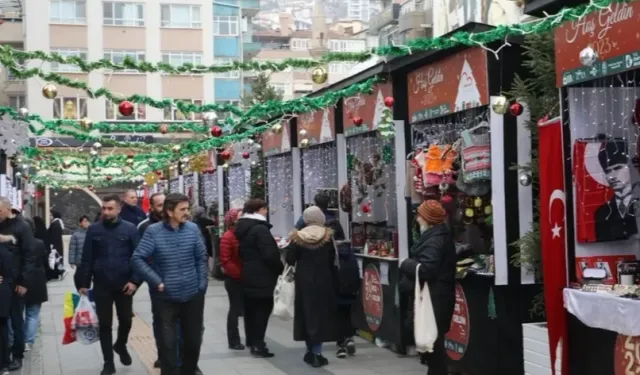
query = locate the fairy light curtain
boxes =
[201,172,218,207]
[184,173,195,203]
[227,164,249,209]
[301,143,338,205]
[267,154,294,237]
[169,177,179,193]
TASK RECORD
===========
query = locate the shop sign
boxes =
[614,334,640,374]
[407,47,489,123]
[261,120,292,157]
[342,83,393,137]
[362,263,383,332]
[554,1,640,86]
[297,107,335,145]
[445,283,470,361]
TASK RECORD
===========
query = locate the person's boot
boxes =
[7,359,21,371]
[194,367,203,375]
[113,343,132,366]
[100,362,116,375]
[250,346,274,358]
[310,353,328,368]
[228,343,245,350]
[303,351,313,364]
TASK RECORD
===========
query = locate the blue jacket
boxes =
[132,221,208,302]
[74,218,140,291]
[120,204,147,227]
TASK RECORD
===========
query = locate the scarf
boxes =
[52,218,64,230]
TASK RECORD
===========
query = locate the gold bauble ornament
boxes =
[126,158,134,165]
[299,129,307,137]
[311,67,328,84]
[80,117,93,130]
[171,145,181,153]
[491,96,508,115]
[271,123,283,135]
[299,138,310,148]
[42,84,58,99]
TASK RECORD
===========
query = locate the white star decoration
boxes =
[551,223,562,239]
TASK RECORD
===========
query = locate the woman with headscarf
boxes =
[285,206,338,368]
[219,208,244,350]
[48,211,66,280]
[399,200,456,375]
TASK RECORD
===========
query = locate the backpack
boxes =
[336,241,360,297]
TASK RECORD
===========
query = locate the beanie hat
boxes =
[417,200,447,225]
[224,208,242,228]
[303,206,326,226]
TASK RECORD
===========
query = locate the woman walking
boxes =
[285,206,338,368]
[0,234,14,374]
[48,211,66,280]
[22,219,48,352]
[219,208,244,350]
[399,200,456,375]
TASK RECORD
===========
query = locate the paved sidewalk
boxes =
[29,273,426,375]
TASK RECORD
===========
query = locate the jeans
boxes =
[94,285,133,364]
[9,294,25,360]
[155,294,205,375]
[24,304,42,345]
[306,342,323,354]
[243,296,273,349]
[224,279,243,345]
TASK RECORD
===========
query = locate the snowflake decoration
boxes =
[0,119,29,157]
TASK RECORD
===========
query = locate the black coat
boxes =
[0,242,14,318]
[194,217,216,257]
[24,239,49,306]
[48,219,64,256]
[235,216,284,298]
[400,223,457,334]
[0,216,38,287]
[285,227,339,344]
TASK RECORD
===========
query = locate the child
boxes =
[335,240,360,358]
[0,234,15,374]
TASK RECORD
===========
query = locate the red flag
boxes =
[141,187,150,214]
[538,117,569,375]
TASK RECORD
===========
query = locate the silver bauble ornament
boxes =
[203,112,218,126]
[519,172,532,186]
[579,46,598,67]
[90,149,99,157]
[92,142,102,151]
[491,96,508,115]
[15,172,21,178]
[18,108,29,117]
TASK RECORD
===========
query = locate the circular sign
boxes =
[445,283,470,361]
[614,334,640,374]
[362,263,383,332]
[35,137,53,147]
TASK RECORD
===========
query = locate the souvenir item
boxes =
[424,144,457,186]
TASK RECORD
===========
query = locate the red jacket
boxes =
[220,229,241,280]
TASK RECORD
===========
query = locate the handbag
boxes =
[272,264,295,321]
[414,264,438,353]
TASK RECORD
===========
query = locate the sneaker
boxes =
[100,362,116,375]
[153,359,161,368]
[228,343,245,350]
[336,346,347,358]
[250,346,275,358]
[345,338,356,355]
[24,343,32,352]
[113,343,132,366]
[310,353,329,368]
[7,359,21,371]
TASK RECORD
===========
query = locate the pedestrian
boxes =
[219,208,244,350]
[120,189,146,227]
[235,199,283,358]
[33,217,54,281]
[68,215,90,269]
[132,193,207,375]
[295,193,345,240]
[74,194,140,375]
[192,207,216,261]
[285,206,338,367]
[21,218,48,352]
[334,239,360,359]
[0,232,14,375]
[398,200,456,375]
[48,210,66,280]
[0,197,37,371]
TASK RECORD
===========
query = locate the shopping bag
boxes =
[272,264,295,321]
[414,264,438,353]
[72,295,99,329]
[48,248,65,272]
[62,291,96,345]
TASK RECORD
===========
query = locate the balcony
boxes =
[367,4,401,35]
[241,0,259,16]
[0,19,23,44]
[398,9,432,33]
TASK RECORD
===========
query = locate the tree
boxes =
[242,73,283,200]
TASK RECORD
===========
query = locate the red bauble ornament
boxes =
[155,170,162,176]
[361,202,371,214]
[221,150,232,160]
[127,152,134,158]
[441,194,453,204]
[210,125,223,137]
[256,179,263,186]
[118,101,134,117]
[242,151,250,159]
[159,124,168,134]
[384,96,395,107]
[106,176,112,181]
[509,102,524,117]
[353,116,363,127]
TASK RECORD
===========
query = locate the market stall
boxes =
[552,2,640,373]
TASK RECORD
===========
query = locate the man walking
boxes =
[74,194,140,375]
[68,215,90,269]
[120,189,146,227]
[0,197,36,371]
[132,193,207,375]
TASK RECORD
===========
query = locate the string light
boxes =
[267,154,294,237]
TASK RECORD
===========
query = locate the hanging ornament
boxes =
[106,176,112,181]
[126,158,134,165]
[22,174,28,180]
[159,124,168,134]
[210,125,223,137]
[253,143,262,151]
[353,116,363,127]
[246,139,255,146]
[42,84,58,99]
[311,67,328,84]
[242,151,250,159]
[118,101,134,116]
[299,138,310,148]
[271,123,283,135]
[144,172,158,186]
[221,150,232,161]
[361,202,372,215]
[15,172,21,178]
[519,172,532,186]
[251,160,257,167]
[384,96,395,107]
[92,142,102,151]
[203,112,218,127]
[509,102,524,117]
[155,170,163,176]
[127,152,135,158]
[441,195,453,204]
[171,145,181,153]
[80,117,93,130]
[90,149,99,157]
[491,96,508,115]
[18,108,29,117]
[579,46,598,67]
[62,160,72,169]
[222,163,229,171]
[299,129,307,137]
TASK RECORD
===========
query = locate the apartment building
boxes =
[20,0,259,129]
[0,3,25,111]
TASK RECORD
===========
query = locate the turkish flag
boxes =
[538,117,569,375]
[141,187,150,214]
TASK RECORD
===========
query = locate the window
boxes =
[53,97,87,119]
[290,38,309,51]
[8,96,26,111]
[215,100,240,119]
[50,48,87,73]
[270,83,291,96]
[160,4,201,28]
[105,100,146,121]
[103,50,145,73]
[103,2,144,26]
[329,62,356,74]
[163,99,203,121]
[213,58,240,79]
[50,0,86,24]
[328,39,366,52]
[213,16,239,36]
[162,52,203,69]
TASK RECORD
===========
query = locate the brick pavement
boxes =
[27,273,427,375]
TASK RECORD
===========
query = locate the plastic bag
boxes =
[62,292,78,345]
[72,295,99,329]
[414,264,438,353]
[48,248,64,272]
[272,264,295,321]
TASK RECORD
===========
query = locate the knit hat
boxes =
[303,206,326,226]
[417,200,447,225]
[224,208,242,228]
